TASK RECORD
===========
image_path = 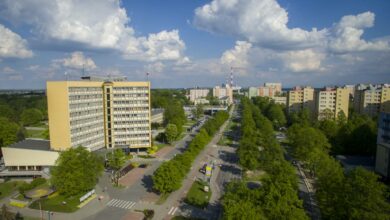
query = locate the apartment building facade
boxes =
[287,86,315,114]
[264,82,282,94]
[47,80,151,151]
[375,112,390,179]
[188,89,209,103]
[316,87,349,120]
[354,84,390,117]
[213,85,233,105]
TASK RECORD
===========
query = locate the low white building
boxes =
[0,139,59,179]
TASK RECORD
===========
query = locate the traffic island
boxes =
[184,181,211,208]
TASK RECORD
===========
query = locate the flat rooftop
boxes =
[151,109,164,116]
[8,139,51,151]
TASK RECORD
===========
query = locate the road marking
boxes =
[128,202,136,209]
[171,207,179,215]
[107,199,116,206]
[107,199,136,210]
[168,207,175,215]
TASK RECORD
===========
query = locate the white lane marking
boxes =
[123,201,132,209]
[119,201,129,208]
[168,206,175,215]
[110,199,121,207]
[107,199,116,206]
[115,200,125,208]
[171,207,179,215]
[128,202,136,209]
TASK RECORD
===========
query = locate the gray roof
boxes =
[8,139,51,151]
[151,108,164,116]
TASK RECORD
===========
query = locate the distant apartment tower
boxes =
[375,112,390,179]
[188,89,209,104]
[354,84,390,117]
[47,78,151,151]
[264,82,282,94]
[213,85,233,105]
[316,87,349,120]
[258,86,276,97]
[248,87,259,99]
[287,86,315,114]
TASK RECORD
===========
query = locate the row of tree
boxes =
[287,120,390,219]
[152,111,229,194]
[286,105,377,156]
[222,98,308,219]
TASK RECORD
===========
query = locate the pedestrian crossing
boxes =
[106,199,136,210]
[168,206,179,216]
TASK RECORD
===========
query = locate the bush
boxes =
[18,178,47,195]
[143,209,154,220]
[31,178,46,188]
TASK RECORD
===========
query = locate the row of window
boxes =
[113,100,149,105]
[69,87,102,93]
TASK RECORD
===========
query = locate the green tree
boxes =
[0,104,14,121]
[51,146,104,196]
[266,103,286,129]
[152,162,182,194]
[20,108,43,126]
[287,124,330,161]
[165,124,178,144]
[344,167,390,220]
[0,117,19,147]
[192,104,204,120]
[163,100,186,135]
[107,149,126,185]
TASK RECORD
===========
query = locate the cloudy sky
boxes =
[0,0,389,89]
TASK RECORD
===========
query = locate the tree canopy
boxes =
[165,123,178,144]
[21,108,43,126]
[0,117,20,147]
[51,146,104,196]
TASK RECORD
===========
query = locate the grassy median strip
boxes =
[185,181,211,208]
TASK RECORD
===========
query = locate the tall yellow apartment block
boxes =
[354,85,390,117]
[287,86,315,114]
[316,87,349,120]
[47,79,151,151]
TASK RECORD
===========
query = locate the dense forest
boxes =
[0,93,47,148]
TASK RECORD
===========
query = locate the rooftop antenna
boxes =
[64,71,69,81]
[82,63,85,77]
[230,67,234,88]
[145,72,150,81]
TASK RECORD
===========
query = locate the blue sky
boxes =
[0,0,389,89]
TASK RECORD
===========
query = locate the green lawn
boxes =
[185,181,211,208]
[26,129,46,139]
[29,193,83,213]
[0,181,25,200]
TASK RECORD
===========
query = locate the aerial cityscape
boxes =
[0,0,389,220]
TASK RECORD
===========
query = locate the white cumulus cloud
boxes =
[329,12,390,52]
[0,0,186,62]
[221,41,252,70]
[194,0,326,49]
[0,24,33,58]
[55,51,97,70]
[281,49,325,72]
